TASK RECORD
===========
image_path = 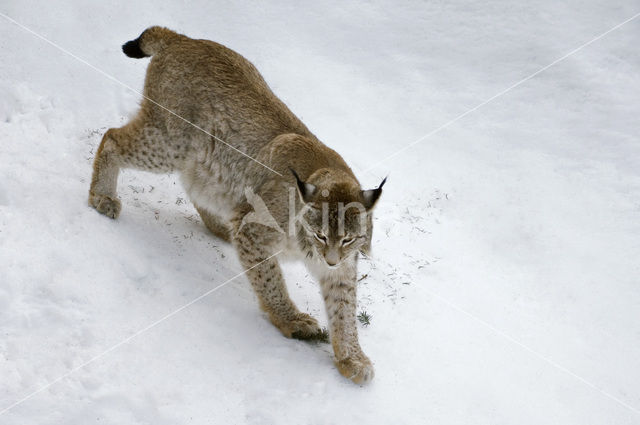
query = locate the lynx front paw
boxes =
[336,353,374,384]
[89,193,121,219]
[273,312,327,342]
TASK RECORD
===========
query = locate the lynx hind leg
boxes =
[231,208,325,340]
[89,121,177,219]
[194,204,231,242]
[89,128,124,218]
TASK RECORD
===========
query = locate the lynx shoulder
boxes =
[89,26,385,384]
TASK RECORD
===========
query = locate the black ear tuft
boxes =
[361,176,387,210]
[290,167,317,203]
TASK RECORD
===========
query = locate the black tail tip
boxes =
[122,38,148,58]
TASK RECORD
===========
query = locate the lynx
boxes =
[89,27,385,384]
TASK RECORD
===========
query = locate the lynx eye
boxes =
[313,232,327,243]
[342,237,355,246]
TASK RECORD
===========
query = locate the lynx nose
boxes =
[325,247,340,267]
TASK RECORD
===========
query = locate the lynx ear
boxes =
[290,168,317,203]
[361,177,387,210]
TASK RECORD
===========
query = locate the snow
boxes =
[1,1,640,424]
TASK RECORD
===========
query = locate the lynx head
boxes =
[291,168,386,268]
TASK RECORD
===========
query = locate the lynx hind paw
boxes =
[89,193,121,219]
[336,354,375,384]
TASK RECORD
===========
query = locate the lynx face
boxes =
[292,170,385,268]
[302,201,368,267]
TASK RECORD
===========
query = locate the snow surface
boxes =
[1,1,640,424]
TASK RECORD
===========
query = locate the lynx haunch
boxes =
[89,26,385,384]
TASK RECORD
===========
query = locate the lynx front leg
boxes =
[194,204,231,242]
[321,267,374,384]
[232,216,324,340]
